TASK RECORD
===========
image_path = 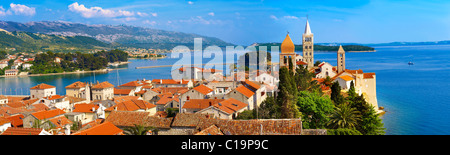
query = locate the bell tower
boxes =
[280,33,297,71]
[302,18,314,69]
[337,45,346,73]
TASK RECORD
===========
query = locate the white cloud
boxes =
[68,2,135,18]
[188,1,194,5]
[151,12,158,17]
[270,15,278,20]
[208,12,215,16]
[283,16,299,19]
[0,6,10,16]
[9,3,36,16]
[136,12,148,17]
[143,20,157,26]
[179,16,223,25]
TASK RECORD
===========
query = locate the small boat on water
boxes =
[408,61,414,65]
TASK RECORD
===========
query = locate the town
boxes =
[0,19,382,135]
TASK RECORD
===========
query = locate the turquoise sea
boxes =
[0,45,449,135]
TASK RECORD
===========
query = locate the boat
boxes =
[408,61,414,65]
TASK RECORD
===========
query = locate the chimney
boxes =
[65,124,71,135]
[92,107,96,112]
[209,101,212,107]
[160,79,162,84]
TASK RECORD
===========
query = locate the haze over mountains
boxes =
[0,20,234,51]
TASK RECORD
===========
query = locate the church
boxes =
[279,18,381,113]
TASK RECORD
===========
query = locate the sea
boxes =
[0,45,449,135]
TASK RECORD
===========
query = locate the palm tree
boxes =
[124,124,158,135]
[328,103,361,129]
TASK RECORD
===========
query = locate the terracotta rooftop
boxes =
[48,115,73,129]
[363,73,376,79]
[114,88,133,95]
[156,93,179,105]
[193,84,213,95]
[72,121,123,135]
[1,127,46,135]
[244,79,261,90]
[44,95,65,100]
[65,81,87,89]
[30,83,55,89]
[91,81,114,89]
[0,116,11,125]
[172,113,211,127]
[31,109,65,120]
[120,80,147,87]
[339,75,354,81]
[6,114,24,127]
[152,79,190,85]
[235,85,255,98]
[195,119,304,135]
[195,125,224,135]
[106,111,173,129]
[212,98,248,115]
[182,99,225,109]
[106,99,156,111]
[73,103,99,113]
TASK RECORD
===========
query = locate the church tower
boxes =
[280,33,297,71]
[302,19,314,69]
[337,45,346,73]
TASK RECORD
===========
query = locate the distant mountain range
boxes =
[0,30,112,53]
[0,20,234,51]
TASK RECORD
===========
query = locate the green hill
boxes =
[0,30,112,53]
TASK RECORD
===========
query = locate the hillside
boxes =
[0,21,234,50]
[0,31,112,53]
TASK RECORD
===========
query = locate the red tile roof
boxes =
[195,125,224,135]
[44,95,65,100]
[30,83,55,89]
[156,94,179,105]
[235,85,255,98]
[65,81,87,89]
[0,117,11,125]
[152,79,190,85]
[120,80,147,87]
[213,98,248,114]
[363,73,376,79]
[72,122,123,135]
[339,75,354,81]
[106,99,156,111]
[244,80,261,90]
[182,99,225,109]
[91,81,114,89]
[193,84,213,95]
[106,111,173,128]
[1,127,46,135]
[31,109,65,120]
[48,116,73,129]
[73,103,99,113]
[6,114,24,127]
[114,88,133,95]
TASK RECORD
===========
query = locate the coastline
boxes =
[1,67,128,78]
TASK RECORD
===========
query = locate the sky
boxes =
[0,0,449,45]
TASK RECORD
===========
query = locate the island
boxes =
[0,49,128,76]
[253,43,375,52]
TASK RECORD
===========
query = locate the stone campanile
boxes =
[337,45,346,73]
[302,19,314,69]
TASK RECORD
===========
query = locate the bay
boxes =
[1,45,449,135]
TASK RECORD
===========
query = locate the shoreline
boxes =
[1,67,127,78]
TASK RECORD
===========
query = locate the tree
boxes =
[124,124,158,135]
[330,82,344,105]
[347,81,357,99]
[235,110,255,120]
[277,67,300,118]
[327,103,361,129]
[297,91,334,129]
[257,96,280,119]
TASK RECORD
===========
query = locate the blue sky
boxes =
[0,0,449,45]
